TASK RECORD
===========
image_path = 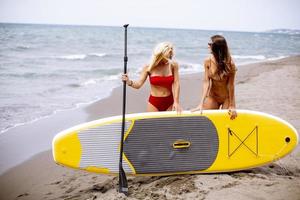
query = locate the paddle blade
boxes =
[118,166,128,196]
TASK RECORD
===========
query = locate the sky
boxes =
[0,0,299,32]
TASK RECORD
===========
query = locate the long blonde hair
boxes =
[148,42,174,72]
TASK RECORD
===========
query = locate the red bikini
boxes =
[148,75,174,111]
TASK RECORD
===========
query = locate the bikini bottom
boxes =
[207,94,229,108]
[148,94,174,111]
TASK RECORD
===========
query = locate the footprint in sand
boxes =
[16,193,29,198]
[88,177,117,193]
[65,185,79,194]
[50,180,62,185]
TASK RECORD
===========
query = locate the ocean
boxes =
[1,23,300,134]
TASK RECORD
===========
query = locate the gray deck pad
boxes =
[78,121,133,173]
[124,116,219,174]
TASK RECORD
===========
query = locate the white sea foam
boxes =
[16,45,30,50]
[104,74,121,81]
[268,29,300,35]
[59,54,87,60]
[266,56,288,61]
[233,55,266,60]
[88,53,107,57]
[79,74,121,87]
[80,79,98,86]
[58,53,107,60]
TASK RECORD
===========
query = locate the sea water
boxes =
[1,23,300,133]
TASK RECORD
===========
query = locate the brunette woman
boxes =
[192,35,237,119]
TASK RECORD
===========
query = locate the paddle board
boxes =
[52,110,298,176]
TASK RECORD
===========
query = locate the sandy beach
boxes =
[0,56,300,200]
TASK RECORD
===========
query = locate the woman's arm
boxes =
[172,62,182,112]
[227,61,237,119]
[227,73,236,108]
[191,59,210,112]
[227,62,236,108]
[122,65,149,89]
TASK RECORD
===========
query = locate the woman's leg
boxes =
[220,98,230,109]
[202,96,220,109]
[147,102,159,112]
[166,104,173,111]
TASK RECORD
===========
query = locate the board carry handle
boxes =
[173,140,191,149]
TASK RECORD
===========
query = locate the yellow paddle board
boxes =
[52,110,298,176]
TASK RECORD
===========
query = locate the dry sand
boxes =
[0,56,300,200]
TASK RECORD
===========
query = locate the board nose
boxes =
[278,121,299,157]
[52,131,82,169]
[288,126,298,146]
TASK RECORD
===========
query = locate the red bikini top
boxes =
[149,74,174,91]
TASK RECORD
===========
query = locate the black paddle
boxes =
[118,24,129,196]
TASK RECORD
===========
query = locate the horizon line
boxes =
[0,21,290,34]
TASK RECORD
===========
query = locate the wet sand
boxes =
[0,56,299,200]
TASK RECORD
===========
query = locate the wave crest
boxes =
[233,55,266,60]
[57,53,107,60]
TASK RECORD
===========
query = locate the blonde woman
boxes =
[192,35,237,119]
[122,42,182,112]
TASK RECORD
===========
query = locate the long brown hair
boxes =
[210,35,232,78]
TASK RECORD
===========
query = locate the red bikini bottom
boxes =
[148,94,174,111]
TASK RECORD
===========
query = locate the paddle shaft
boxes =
[119,24,129,196]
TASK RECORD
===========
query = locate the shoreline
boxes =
[0,55,300,199]
[0,54,292,135]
